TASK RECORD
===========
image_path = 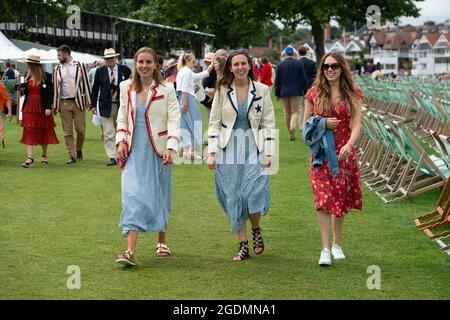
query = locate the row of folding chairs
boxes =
[408,92,450,139]
[357,77,450,136]
[358,107,448,203]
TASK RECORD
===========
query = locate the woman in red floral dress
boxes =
[303,52,363,266]
[19,55,59,168]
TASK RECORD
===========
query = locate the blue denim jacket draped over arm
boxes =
[302,115,340,175]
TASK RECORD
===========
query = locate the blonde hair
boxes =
[26,63,45,85]
[177,52,195,71]
[131,47,163,93]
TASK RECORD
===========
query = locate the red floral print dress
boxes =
[305,87,364,216]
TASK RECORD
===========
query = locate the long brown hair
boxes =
[214,49,229,86]
[313,52,359,116]
[131,47,164,93]
[26,63,45,85]
[216,49,254,88]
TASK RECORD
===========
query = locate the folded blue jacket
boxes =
[302,115,340,175]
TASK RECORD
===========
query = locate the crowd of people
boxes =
[0,44,364,268]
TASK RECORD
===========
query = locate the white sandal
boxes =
[156,243,171,257]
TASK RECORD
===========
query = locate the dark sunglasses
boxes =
[322,63,341,71]
[105,57,115,60]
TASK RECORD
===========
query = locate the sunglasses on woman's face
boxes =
[322,63,341,71]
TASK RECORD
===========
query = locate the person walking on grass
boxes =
[176,52,213,160]
[91,48,132,166]
[303,52,363,267]
[19,55,59,168]
[207,49,276,262]
[115,47,180,267]
[275,46,309,141]
[52,45,92,164]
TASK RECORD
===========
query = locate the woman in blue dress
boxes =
[207,50,276,261]
[115,47,181,266]
[176,52,213,160]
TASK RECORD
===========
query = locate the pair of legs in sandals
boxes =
[233,213,265,262]
[22,145,49,168]
[116,230,171,267]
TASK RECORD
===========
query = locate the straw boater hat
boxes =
[204,52,214,63]
[25,55,41,64]
[103,48,120,59]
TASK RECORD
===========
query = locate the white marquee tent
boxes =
[1,31,101,65]
[0,31,25,60]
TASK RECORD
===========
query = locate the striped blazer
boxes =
[52,60,92,111]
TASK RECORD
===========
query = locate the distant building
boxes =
[411,33,450,76]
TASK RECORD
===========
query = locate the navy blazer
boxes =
[299,56,317,89]
[275,57,309,98]
[91,64,132,118]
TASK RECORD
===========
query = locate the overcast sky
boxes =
[400,0,450,25]
[277,0,450,29]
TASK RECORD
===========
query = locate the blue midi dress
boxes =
[177,92,203,149]
[119,97,172,236]
[215,97,270,232]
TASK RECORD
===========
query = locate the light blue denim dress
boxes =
[215,97,270,232]
[177,92,203,149]
[119,98,172,236]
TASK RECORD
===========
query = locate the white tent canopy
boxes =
[0,31,25,60]
[1,31,101,65]
[15,48,59,64]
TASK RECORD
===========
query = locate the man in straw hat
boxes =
[52,44,92,164]
[91,48,131,166]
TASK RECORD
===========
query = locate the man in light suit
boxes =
[52,45,92,164]
[91,48,132,166]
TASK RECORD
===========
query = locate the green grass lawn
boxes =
[0,98,448,300]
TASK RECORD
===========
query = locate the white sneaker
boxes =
[318,249,331,266]
[331,245,346,260]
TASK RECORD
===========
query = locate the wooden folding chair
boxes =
[379,121,448,203]
[412,175,450,229]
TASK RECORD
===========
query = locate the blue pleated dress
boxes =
[177,92,203,149]
[215,97,270,232]
[119,97,172,236]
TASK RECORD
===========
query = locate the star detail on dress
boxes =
[255,105,262,113]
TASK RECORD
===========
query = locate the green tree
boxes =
[72,0,147,16]
[129,0,271,48]
[0,0,67,25]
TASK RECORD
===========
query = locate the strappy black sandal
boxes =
[233,240,249,262]
[1,139,4,149]
[252,227,265,255]
[22,157,34,168]
[41,155,48,165]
